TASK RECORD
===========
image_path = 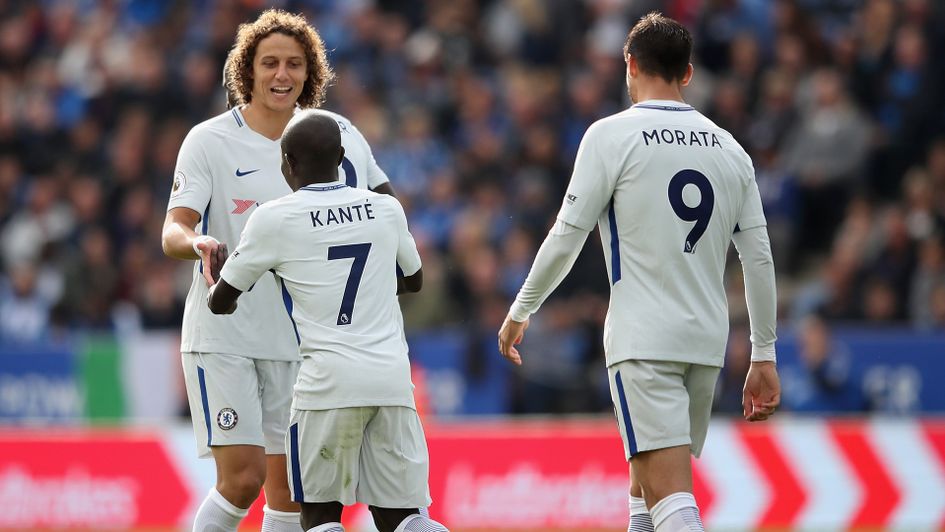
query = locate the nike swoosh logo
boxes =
[235,168,260,177]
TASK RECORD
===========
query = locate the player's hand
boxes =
[498,315,529,366]
[212,243,229,282]
[742,361,780,422]
[195,237,227,287]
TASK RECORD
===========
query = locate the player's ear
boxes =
[283,152,294,176]
[681,63,694,87]
[626,54,638,79]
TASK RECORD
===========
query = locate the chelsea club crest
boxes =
[217,407,238,430]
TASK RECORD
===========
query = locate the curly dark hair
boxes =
[225,9,334,108]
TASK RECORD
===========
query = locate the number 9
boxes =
[668,169,715,253]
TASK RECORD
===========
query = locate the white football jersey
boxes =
[168,107,389,360]
[220,184,422,410]
[558,100,766,368]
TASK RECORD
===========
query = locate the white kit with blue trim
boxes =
[219,184,421,410]
[167,107,389,361]
[552,99,767,367]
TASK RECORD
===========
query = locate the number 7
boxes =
[327,243,372,325]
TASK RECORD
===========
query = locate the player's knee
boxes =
[219,466,265,506]
[392,513,449,532]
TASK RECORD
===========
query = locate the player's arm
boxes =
[371,181,397,198]
[499,121,615,365]
[350,119,396,197]
[397,269,422,294]
[732,174,780,422]
[208,279,240,314]
[162,208,226,285]
[208,206,281,315]
[163,130,224,285]
[391,198,422,294]
[498,221,590,364]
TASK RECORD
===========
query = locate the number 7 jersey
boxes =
[557,100,767,368]
[167,107,389,361]
[219,185,422,410]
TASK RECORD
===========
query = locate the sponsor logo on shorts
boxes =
[217,408,238,430]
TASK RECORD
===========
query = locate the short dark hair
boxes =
[624,12,692,83]
[225,9,334,108]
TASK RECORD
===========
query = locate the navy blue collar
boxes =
[301,183,347,192]
[632,102,695,112]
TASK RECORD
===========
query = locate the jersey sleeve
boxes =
[350,121,390,190]
[167,128,213,218]
[220,206,282,292]
[735,166,767,233]
[556,122,618,231]
[390,199,421,276]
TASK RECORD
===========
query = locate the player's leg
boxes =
[182,352,269,531]
[263,454,301,530]
[631,441,694,509]
[639,362,719,531]
[609,360,710,532]
[258,360,303,531]
[287,407,372,528]
[367,507,418,531]
[628,470,653,532]
[636,363,717,531]
[382,511,448,532]
[299,501,343,531]
[359,407,436,532]
[213,444,268,507]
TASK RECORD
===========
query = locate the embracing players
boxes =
[208,111,446,532]
[163,9,395,532]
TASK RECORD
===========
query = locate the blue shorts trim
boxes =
[197,366,212,446]
[289,423,304,502]
[614,370,638,457]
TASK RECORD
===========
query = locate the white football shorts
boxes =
[608,359,720,460]
[182,352,299,458]
[286,406,432,509]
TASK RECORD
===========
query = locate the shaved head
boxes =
[280,110,344,190]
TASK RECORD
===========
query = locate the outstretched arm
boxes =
[162,208,229,286]
[498,220,590,365]
[207,279,241,314]
[732,226,780,421]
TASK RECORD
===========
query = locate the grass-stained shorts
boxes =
[286,406,432,508]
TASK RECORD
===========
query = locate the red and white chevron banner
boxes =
[697,419,945,530]
[2,419,945,530]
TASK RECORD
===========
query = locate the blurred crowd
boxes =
[1,0,944,414]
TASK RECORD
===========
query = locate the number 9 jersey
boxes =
[556,100,767,368]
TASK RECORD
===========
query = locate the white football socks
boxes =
[650,492,704,532]
[629,495,655,532]
[261,504,302,531]
[306,523,343,532]
[394,513,449,532]
[193,488,249,532]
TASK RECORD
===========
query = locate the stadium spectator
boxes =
[781,68,870,254]
[783,313,865,412]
